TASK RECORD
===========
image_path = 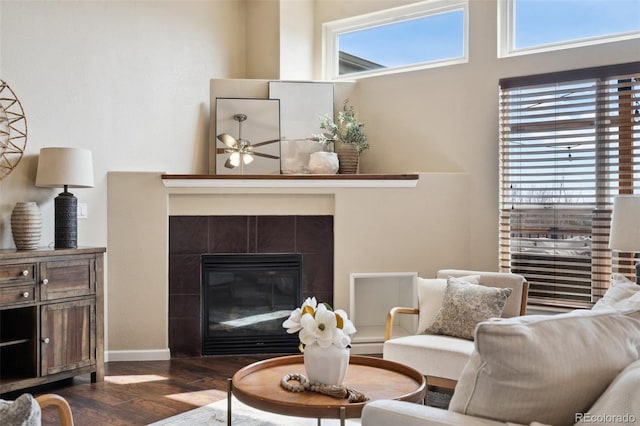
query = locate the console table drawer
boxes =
[0,263,36,286]
[40,257,95,301]
[0,284,36,305]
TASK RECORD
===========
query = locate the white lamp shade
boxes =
[609,195,640,252]
[36,147,94,188]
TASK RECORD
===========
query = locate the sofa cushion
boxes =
[383,333,475,380]
[593,274,640,311]
[416,275,479,335]
[361,399,516,426]
[574,359,640,425]
[0,393,41,426]
[449,308,640,426]
[425,278,512,340]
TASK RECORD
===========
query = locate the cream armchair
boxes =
[383,269,528,390]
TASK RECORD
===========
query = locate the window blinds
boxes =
[499,63,639,308]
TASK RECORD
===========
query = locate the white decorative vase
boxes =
[303,342,350,385]
[308,152,339,174]
[11,202,42,250]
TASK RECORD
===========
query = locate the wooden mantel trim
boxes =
[161,174,420,189]
[161,174,419,181]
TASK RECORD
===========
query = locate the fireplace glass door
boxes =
[202,253,302,355]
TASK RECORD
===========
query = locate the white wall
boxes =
[314,0,640,270]
[0,0,246,250]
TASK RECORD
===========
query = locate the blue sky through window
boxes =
[338,10,464,68]
[515,0,640,49]
[336,0,640,76]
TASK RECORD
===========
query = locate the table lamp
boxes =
[35,147,94,249]
[608,195,640,285]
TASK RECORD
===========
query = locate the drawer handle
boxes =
[22,270,29,277]
[42,337,50,344]
[22,291,30,298]
[42,278,49,285]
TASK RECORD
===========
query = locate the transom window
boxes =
[499,0,640,57]
[498,63,640,309]
[323,0,468,80]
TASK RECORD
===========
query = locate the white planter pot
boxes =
[303,342,350,385]
[308,152,339,174]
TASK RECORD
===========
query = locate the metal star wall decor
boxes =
[0,80,28,180]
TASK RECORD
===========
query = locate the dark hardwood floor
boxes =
[3,355,278,426]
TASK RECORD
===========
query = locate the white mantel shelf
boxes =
[161,174,420,188]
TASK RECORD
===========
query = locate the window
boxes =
[499,0,640,57]
[323,0,467,80]
[499,63,640,309]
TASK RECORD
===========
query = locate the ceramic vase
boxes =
[11,202,42,250]
[336,142,359,174]
[308,152,339,174]
[303,342,350,385]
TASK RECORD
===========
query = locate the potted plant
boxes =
[316,100,368,174]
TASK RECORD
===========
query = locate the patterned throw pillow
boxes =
[425,277,512,340]
[416,275,480,334]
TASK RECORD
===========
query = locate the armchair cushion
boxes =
[450,308,640,426]
[425,278,512,340]
[0,393,41,426]
[383,333,475,381]
[416,278,447,334]
[416,275,479,335]
[436,270,527,318]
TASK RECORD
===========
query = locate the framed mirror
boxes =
[269,81,334,174]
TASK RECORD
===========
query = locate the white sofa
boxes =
[364,274,640,426]
[363,358,640,426]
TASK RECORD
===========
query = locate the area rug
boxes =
[148,396,361,425]
[149,391,451,425]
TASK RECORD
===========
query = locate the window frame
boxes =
[498,0,640,58]
[322,0,469,80]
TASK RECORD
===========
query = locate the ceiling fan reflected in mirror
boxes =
[216,113,280,172]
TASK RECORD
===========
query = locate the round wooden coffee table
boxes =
[229,354,426,425]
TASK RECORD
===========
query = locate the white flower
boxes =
[299,303,337,348]
[282,297,317,334]
[282,297,356,350]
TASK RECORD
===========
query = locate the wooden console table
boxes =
[0,247,105,394]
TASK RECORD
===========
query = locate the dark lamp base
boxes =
[54,191,78,249]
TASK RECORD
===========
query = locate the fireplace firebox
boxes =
[201,253,302,355]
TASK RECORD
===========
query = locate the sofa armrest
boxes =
[385,307,420,340]
[361,400,517,426]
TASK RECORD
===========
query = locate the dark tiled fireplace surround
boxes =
[168,215,334,357]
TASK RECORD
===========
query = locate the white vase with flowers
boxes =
[282,297,356,385]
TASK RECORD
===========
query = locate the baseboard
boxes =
[105,349,171,362]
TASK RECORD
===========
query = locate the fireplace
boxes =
[168,215,333,357]
[201,253,302,355]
